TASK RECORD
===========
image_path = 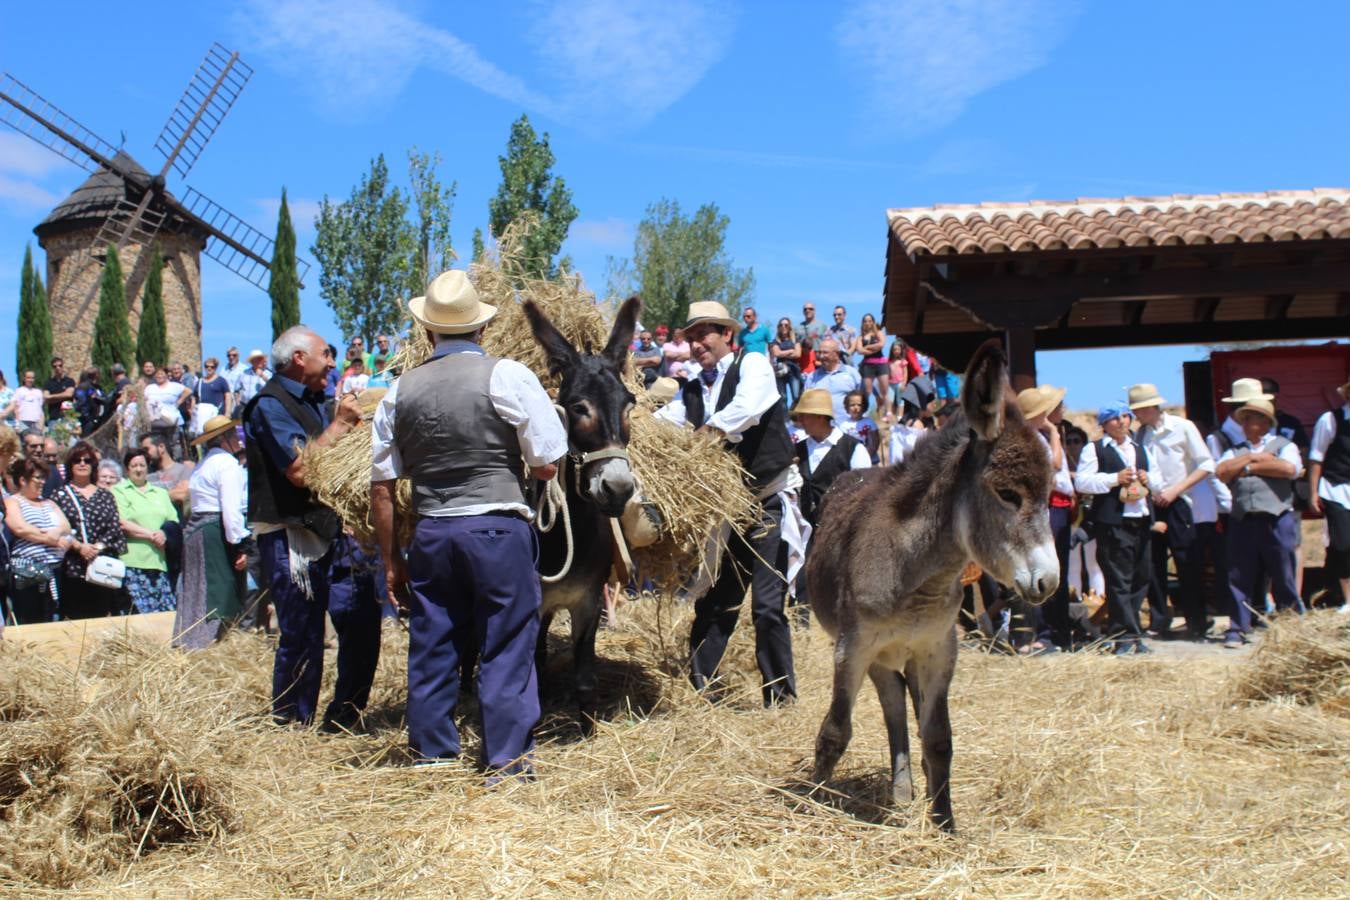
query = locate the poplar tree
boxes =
[487,115,578,279]
[15,245,53,378]
[269,188,302,340]
[136,248,169,368]
[90,245,134,384]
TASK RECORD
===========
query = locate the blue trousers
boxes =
[325,535,385,728]
[262,530,380,726]
[1226,511,1301,637]
[407,514,541,771]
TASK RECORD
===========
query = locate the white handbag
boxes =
[65,487,127,590]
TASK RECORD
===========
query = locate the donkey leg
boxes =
[570,595,605,734]
[868,664,914,805]
[535,610,555,680]
[911,634,958,831]
[810,637,870,787]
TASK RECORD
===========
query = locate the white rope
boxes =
[536,405,575,584]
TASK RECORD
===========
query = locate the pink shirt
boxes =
[13,386,44,422]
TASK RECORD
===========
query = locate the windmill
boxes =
[0,43,308,370]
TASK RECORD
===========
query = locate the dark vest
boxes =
[1089,437,1154,526]
[1229,436,1295,519]
[393,351,526,516]
[1322,409,1350,485]
[795,433,860,525]
[243,377,334,534]
[681,351,794,491]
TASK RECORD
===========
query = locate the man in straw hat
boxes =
[1015,384,1072,653]
[173,415,249,650]
[243,326,373,729]
[655,299,798,706]
[1308,376,1350,613]
[370,269,566,776]
[1074,402,1162,654]
[1215,396,1304,646]
[1130,382,1220,641]
[790,388,870,625]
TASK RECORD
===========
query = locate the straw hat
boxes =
[1338,377,1350,399]
[1017,384,1066,419]
[791,389,835,420]
[247,348,266,362]
[409,270,497,335]
[1234,398,1276,426]
[684,300,739,331]
[191,414,237,446]
[648,376,679,406]
[1127,383,1165,409]
[1221,378,1273,404]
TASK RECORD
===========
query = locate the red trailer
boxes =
[1183,342,1350,436]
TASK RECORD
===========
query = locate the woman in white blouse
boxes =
[173,415,249,649]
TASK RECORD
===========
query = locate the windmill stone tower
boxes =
[34,152,209,371]
[2,44,309,374]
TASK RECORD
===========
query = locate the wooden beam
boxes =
[924,260,1350,319]
[1005,327,1037,391]
[1195,296,1222,322]
[1265,294,1295,320]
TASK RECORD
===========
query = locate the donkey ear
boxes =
[602,296,642,371]
[960,339,1009,441]
[523,299,579,376]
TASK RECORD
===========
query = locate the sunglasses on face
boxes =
[71,458,93,465]
[205,364,217,369]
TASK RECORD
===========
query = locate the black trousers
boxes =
[1096,518,1153,642]
[1145,500,1205,635]
[1032,505,1073,647]
[690,494,796,706]
[57,572,126,620]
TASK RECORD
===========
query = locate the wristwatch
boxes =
[1243,463,1252,476]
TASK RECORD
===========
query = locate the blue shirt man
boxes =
[738,307,772,355]
[805,338,863,421]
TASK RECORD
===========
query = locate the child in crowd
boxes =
[839,390,880,463]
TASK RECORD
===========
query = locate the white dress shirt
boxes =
[654,351,780,443]
[369,351,568,519]
[1040,432,1075,496]
[1138,412,1218,523]
[1218,432,1304,473]
[803,426,872,473]
[189,446,249,543]
[1310,403,1350,508]
[1074,436,1162,518]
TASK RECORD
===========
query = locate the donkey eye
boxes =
[571,402,591,418]
[996,489,1022,508]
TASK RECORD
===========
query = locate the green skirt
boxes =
[174,514,245,650]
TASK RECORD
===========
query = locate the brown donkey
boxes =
[805,340,1058,831]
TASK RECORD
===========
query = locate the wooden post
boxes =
[1005,327,1036,392]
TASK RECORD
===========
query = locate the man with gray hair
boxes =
[243,325,376,730]
[804,338,862,422]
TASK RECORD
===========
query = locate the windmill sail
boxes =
[154,43,254,180]
[0,74,120,175]
[178,187,311,290]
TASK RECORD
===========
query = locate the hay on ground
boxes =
[2,604,1348,894]
[306,219,757,586]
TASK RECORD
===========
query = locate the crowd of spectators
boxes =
[3,310,1347,668]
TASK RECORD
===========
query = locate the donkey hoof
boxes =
[891,778,914,804]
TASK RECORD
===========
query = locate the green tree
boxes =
[471,227,486,263]
[15,245,52,379]
[407,148,456,290]
[269,188,302,341]
[312,154,417,345]
[135,248,169,369]
[606,198,755,330]
[487,115,578,279]
[90,244,134,384]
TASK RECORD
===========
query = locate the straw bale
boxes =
[306,219,757,585]
[1229,612,1350,714]
[4,603,1348,894]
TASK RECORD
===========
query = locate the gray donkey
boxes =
[805,339,1058,831]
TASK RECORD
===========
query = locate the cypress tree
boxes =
[16,245,53,378]
[90,244,134,385]
[269,188,301,340]
[136,247,169,369]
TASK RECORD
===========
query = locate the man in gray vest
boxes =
[370,270,567,776]
[1215,397,1305,647]
[1307,377,1350,613]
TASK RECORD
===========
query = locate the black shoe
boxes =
[1133,641,1153,655]
[1113,640,1135,656]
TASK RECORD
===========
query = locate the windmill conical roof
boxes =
[33,150,204,240]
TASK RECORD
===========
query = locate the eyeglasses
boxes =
[71,458,93,466]
[42,453,59,461]
[803,306,814,311]
[204,364,217,370]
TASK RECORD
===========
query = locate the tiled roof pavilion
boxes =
[881,189,1350,379]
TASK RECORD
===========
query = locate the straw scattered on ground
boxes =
[1,605,1346,895]
[303,219,756,588]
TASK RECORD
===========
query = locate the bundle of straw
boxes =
[303,218,757,589]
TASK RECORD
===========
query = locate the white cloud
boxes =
[836,0,1079,135]
[236,0,731,130]
[0,132,73,178]
[237,0,550,117]
[532,0,736,129]
[567,216,633,251]
[0,174,60,211]
[254,196,322,232]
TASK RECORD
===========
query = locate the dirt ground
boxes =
[1,599,1345,896]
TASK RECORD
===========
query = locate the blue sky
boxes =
[2,1,1347,409]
